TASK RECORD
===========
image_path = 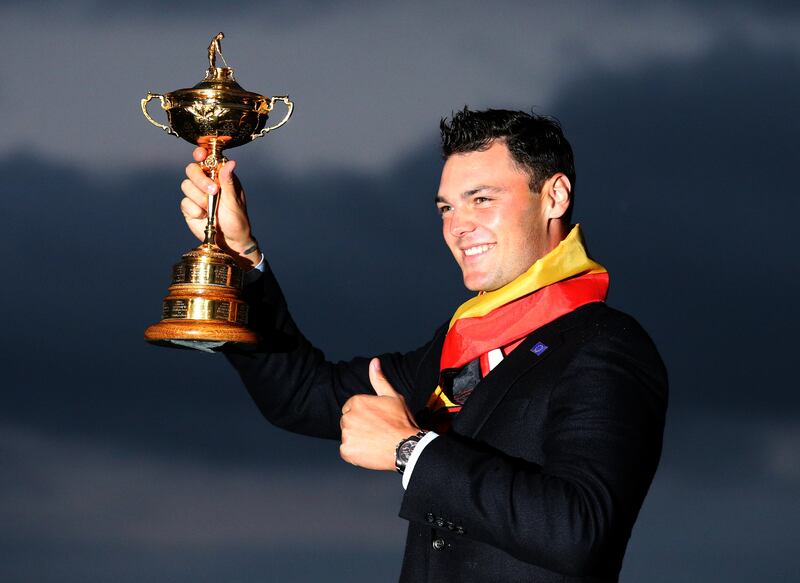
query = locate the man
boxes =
[180,108,668,582]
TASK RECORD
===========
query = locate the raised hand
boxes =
[179,146,261,268]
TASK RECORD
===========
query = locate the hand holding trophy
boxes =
[141,33,293,350]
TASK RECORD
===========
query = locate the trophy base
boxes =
[145,319,259,349]
[145,243,259,351]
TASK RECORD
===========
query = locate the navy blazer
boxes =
[225,267,668,583]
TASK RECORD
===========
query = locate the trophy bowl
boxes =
[142,65,293,152]
[141,33,293,350]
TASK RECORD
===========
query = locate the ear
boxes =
[542,173,571,220]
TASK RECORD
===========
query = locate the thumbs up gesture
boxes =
[339,358,420,471]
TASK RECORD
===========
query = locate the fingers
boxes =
[182,158,239,208]
[180,176,208,210]
[369,358,400,398]
[185,161,218,195]
[340,394,370,421]
[180,196,207,220]
[184,158,241,201]
[339,439,360,467]
[340,397,355,433]
[192,147,207,162]
[338,396,370,467]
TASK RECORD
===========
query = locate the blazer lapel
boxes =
[447,300,604,439]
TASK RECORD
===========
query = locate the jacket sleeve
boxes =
[398,317,668,576]
[224,265,446,440]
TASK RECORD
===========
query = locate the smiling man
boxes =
[436,137,571,293]
[180,108,668,582]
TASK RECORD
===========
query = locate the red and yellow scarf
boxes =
[425,225,609,426]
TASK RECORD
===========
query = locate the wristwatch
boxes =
[395,431,428,475]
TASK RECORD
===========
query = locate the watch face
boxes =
[398,440,417,463]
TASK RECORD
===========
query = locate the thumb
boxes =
[369,358,400,398]
[218,159,239,202]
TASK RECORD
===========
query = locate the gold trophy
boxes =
[141,33,293,349]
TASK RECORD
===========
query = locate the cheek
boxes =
[510,216,543,264]
[476,206,506,233]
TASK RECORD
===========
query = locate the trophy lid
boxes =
[182,65,262,100]
[161,33,265,102]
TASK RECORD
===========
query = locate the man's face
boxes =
[436,141,549,292]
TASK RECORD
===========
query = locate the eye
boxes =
[474,196,491,205]
[437,204,452,216]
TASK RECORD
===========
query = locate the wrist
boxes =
[226,236,261,269]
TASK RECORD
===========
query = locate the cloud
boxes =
[3,414,799,583]
[1,1,797,175]
[552,39,800,416]
[625,458,800,582]
[763,422,800,482]
[0,421,406,548]
[0,422,407,582]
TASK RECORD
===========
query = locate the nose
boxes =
[448,209,476,238]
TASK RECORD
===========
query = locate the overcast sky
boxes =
[2,1,799,582]
[4,0,799,174]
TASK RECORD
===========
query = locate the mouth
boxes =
[462,243,496,258]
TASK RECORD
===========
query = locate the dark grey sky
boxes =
[2,2,799,582]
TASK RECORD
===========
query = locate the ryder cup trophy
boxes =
[141,32,293,348]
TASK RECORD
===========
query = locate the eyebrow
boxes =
[435,185,501,205]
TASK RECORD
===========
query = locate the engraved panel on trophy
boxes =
[172,263,187,283]
[163,299,189,319]
[236,303,248,325]
[231,269,243,289]
[214,301,231,321]
[212,265,230,285]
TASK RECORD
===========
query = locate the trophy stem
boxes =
[199,139,229,247]
[203,189,219,247]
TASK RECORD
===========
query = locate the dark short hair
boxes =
[440,108,576,221]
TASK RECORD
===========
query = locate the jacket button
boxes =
[432,537,445,551]
[425,513,435,523]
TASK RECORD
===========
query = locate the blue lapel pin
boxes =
[531,341,548,356]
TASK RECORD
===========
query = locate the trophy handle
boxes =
[251,96,294,140]
[141,92,180,138]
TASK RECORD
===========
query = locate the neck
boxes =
[459,224,602,320]
[544,219,569,255]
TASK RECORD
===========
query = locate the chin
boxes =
[462,273,491,293]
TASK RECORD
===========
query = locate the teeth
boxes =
[464,244,494,257]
